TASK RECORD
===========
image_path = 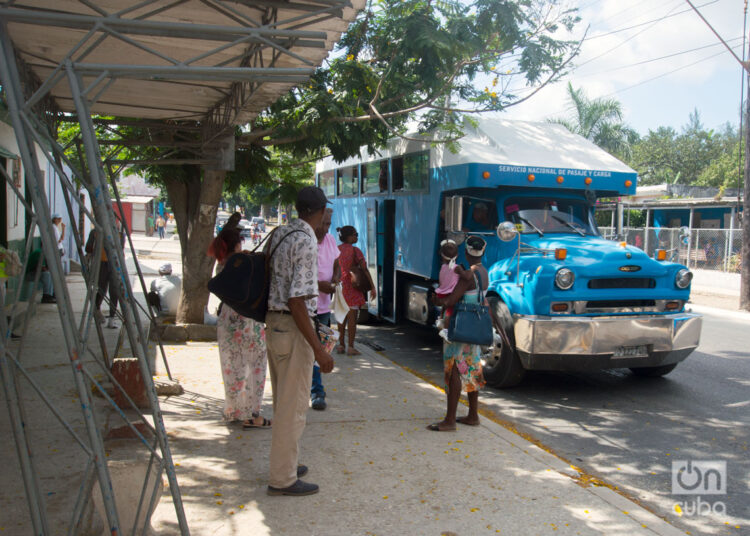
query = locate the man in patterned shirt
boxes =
[265,186,335,497]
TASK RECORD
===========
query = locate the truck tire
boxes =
[629,364,678,377]
[482,296,526,388]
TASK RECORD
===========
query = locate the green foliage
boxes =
[627,111,739,187]
[254,0,581,162]
[549,83,638,158]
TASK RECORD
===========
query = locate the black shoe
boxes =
[311,396,327,411]
[267,479,319,496]
[41,294,57,304]
[297,465,308,478]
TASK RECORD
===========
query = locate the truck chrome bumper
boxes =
[513,312,702,371]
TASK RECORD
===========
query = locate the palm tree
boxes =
[550,82,637,158]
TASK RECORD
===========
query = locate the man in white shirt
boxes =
[148,263,181,315]
[265,186,334,497]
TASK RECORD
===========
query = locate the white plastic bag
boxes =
[332,283,350,324]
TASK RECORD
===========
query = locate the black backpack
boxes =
[207,228,303,322]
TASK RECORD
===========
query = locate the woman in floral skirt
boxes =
[428,261,485,431]
[208,222,271,429]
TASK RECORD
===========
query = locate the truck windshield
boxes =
[504,198,597,236]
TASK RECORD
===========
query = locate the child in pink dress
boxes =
[435,240,464,326]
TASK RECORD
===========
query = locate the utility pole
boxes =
[743,27,750,310]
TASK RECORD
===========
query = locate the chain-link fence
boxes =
[599,227,742,273]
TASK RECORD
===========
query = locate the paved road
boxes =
[356,308,750,536]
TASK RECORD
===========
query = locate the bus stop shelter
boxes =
[0,1,362,533]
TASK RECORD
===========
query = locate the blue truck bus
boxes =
[316,118,702,387]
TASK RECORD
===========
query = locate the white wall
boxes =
[1,119,88,271]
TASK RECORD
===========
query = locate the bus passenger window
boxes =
[392,157,404,191]
[338,165,359,196]
[362,160,388,194]
[403,151,429,191]
[319,170,335,197]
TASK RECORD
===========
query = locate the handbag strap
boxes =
[264,227,305,258]
[465,269,483,304]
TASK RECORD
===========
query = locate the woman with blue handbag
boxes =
[428,242,487,432]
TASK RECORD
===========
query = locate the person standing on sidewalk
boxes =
[156,215,166,239]
[465,235,488,291]
[428,263,486,432]
[265,186,334,497]
[85,220,125,329]
[209,224,271,429]
[312,207,340,411]
[335,225,375,356]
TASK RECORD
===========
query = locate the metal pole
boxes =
[688,208,695,269]
[65,62,190,534]
[644,208,651,254]
[0,26,121,534]
[725,206,735,272]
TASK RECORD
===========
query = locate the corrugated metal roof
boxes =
[2,1,363,124]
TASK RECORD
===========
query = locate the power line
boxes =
[584,0,719,41]
[575,2,690,70]
[685,0,748,71]
[583,0,670,29]
[600,44,742,98]
[578,36,742,77]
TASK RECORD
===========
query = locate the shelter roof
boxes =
[2,1,363,125]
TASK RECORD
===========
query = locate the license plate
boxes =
[613,345,648,358]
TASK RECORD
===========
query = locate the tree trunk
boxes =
[164,167,225,324]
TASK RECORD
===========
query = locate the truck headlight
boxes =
[675,268,692,289]
[555,268,575,290]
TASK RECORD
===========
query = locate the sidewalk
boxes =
[149,339,683,535]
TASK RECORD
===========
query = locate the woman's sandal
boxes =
[427,422,456,432]
[242,416,272,429]
[335,344,346,354]
[346,347,361,356]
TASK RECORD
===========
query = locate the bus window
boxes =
[392,157,404,191]
[319,170,335,197]
[362,160,388,194]
[461,198,498,232]
[403,151,429,191]
[338,165,359,196]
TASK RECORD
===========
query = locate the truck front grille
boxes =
[588,278,655,289]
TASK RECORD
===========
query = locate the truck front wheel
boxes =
[482,297,526,388]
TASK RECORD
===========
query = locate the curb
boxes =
[688,303,750,322]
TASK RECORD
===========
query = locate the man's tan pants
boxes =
[265,312,315,488]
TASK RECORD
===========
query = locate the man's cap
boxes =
[465,235,487,257]
[51,213,62,219]
[296,186,331,213]
[158,263,172,275]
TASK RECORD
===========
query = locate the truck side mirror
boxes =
[497,221,518,242]
[444,196,464,232]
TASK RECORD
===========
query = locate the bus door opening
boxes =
[374,199,395,320]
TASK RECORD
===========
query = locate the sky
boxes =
[502,0,745,136]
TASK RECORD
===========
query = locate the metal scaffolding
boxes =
[0,0,361,533]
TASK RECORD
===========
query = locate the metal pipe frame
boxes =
[1,30,190,536]
[0,26,124,534]
[65,61,190,534]
[0,7,329,41]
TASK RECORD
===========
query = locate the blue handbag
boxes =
[447,272,493,346]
